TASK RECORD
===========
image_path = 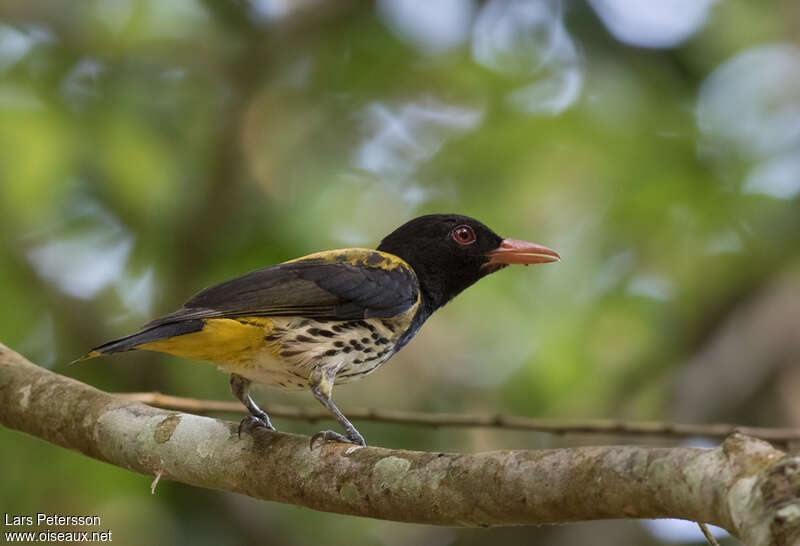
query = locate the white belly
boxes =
[217,317,400,391]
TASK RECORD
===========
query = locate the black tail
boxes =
[71,319,205,364]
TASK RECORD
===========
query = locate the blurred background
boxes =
[1,0,799,544]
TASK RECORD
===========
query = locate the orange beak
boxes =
[486,238,560,266]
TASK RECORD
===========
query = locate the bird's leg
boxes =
[308,366,366,448]
[230,373,275,437]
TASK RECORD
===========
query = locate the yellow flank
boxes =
[138,317,276,364]
[283,248,412,272]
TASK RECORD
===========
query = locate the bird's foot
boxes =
[237,413,276,438]
[309,429,366,450]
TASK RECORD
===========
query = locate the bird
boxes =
[75,214,559,447]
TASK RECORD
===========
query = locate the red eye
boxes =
[451,225,476,245]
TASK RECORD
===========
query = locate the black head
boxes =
[377,214,559,312]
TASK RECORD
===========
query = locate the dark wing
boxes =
[144,249,419,328]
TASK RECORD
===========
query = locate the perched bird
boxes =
[76,214,559,446]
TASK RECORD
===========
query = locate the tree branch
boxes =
[116,391,800,445]
[2,342,799,545]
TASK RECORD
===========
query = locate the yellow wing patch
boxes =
[138,317,278,364]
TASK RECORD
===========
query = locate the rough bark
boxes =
[1,342,799,544]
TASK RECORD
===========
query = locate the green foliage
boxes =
[1,1,795,544]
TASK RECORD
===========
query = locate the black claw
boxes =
[230,373,276,438]
[309,429,366,449]
[237,415,276,438]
